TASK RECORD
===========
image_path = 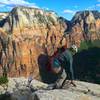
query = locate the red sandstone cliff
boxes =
[0,7,99,78]
[0,6,68,78]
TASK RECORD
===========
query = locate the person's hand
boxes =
[52,67,62,74]
[70,80,77,87]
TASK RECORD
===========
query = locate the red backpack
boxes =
[47,51,58,72]
[46,46,66,72]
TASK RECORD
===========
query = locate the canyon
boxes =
[0,6,99,79]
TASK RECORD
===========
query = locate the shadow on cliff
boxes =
[38,54,58,84]
[73,47,100,84]
[38,47,100,84]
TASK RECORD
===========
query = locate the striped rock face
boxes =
[0,7,100,78]
[0,7,68,78]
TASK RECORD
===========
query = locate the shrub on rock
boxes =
[0,76,8,85]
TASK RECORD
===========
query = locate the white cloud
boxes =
[97,0,100,2]
[0,0,39,8]
[63,9,76,14]
[96,0,100,7]
[96,4,100,7]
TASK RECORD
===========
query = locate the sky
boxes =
[0,0,100,20]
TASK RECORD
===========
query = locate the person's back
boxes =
[58,49,73,64]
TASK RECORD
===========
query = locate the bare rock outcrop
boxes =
[71,10,100,41]
[30,81,100,100]
[0,78,100,100]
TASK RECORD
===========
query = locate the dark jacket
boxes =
[52,49,74,80]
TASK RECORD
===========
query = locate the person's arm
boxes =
[69,59,74,80]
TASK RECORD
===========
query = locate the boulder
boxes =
[30,81,100,100]
[0,78,100,100]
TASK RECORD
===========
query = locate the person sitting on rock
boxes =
[47,44,78,89]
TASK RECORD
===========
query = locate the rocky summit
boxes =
[0,6,99,78]
[0,78,100,100]
[71,10,100,41]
